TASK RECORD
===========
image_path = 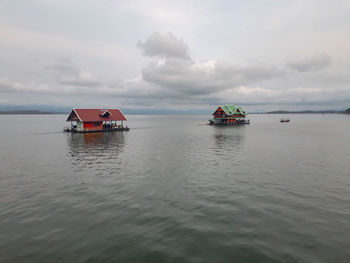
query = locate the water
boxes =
[0,114,349,262]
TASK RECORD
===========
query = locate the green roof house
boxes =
[209,105,249,125]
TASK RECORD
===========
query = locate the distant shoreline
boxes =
[266,110,346,114]
[0,110,65,115]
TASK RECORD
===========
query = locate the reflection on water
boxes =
[213,126,245,155]
[66,132,125,173]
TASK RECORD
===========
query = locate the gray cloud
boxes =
[59,73,99,87]
[3,32,345,111]
[0,79,13,92]
[46,59,100,87]
[142,57,285,97]
[45,63,79,75]
[1,0,350,112]
[287,55,331,72]
[137,32,190,60]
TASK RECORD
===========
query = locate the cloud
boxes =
[137,32,190,59]
[59,70,99,87]
[1,18,350,111]
[287,54,331,72]
[142,57,285,97]
[137,33,347,109]
[0,25,133,61]
[46,59,100,87]
[0,78,52,94]
[3,31,347,111]
[0,78,13,92]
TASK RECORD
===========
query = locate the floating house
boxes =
[209,105,249,125]
[65,108,129,133]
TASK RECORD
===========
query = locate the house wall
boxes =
[213,107,226,118]
[77,121,84,131]
[83,122,103,131]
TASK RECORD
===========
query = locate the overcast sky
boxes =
[1,0,350,112]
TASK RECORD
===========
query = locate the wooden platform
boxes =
[64,127,129,133]
[209,120,250,126]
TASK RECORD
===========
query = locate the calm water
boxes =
[0,114,349,262]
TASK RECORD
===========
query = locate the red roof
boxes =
[67,108,127,122]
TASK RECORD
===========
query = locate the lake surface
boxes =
[0,114,349,262]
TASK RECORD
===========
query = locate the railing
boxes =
[213,114,244,118]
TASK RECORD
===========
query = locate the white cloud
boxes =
[137,32,190,59]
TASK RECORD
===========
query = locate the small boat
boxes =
[280,119,290,122]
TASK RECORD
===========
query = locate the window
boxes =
[100,110,111,118]
[94,122,101,127]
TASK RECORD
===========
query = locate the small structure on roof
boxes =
[209,105,249,125]
[65,108,129,133]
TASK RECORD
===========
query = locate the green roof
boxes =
[219,105,247,116]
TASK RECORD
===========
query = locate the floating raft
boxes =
[64,127,129,133]
[209,119,250,125]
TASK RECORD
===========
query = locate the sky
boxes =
[1,0,350,112]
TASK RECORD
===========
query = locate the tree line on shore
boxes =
[268,108,350,114]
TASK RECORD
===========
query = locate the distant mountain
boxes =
[0,104,70,113]
[121,108,210,115]
[0,110,61,114]
[345,108,350,114]
[267,110,344,114]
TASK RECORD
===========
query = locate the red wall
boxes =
[83,122,102,130]
[213,107,226,118]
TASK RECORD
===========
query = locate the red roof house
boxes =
[66,108,128,132]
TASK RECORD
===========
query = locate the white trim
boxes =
[117,109,127,121]
[101,110,112,116]
[73,108,83,122]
